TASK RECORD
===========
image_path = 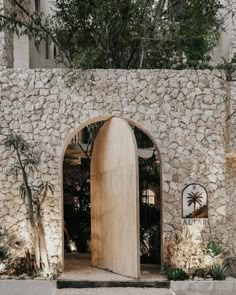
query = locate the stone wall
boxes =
[225,157,236,256]
[228,82,236,152]
[0,68,233,265]
[230,0,236,58]
[228,0,236,153]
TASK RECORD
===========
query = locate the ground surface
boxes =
[60,253,167,281]
[55,288,173,295]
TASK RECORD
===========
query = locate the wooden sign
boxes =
[182,183,208,218]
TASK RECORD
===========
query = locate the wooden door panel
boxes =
[91,117,140,278]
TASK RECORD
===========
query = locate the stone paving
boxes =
[55,288,173,295]
[59,253,167,282]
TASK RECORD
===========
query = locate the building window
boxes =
[142,189,155,205]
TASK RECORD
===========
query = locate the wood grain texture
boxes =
[91,117,140,278]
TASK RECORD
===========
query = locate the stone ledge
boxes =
[0,280,56,295]
[171,280,236,295]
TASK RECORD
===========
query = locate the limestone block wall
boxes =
[230,0,236,58]
[225,158,236,256]
[0,68,233,265]
[228,82,236,152]
[228,0,236,152]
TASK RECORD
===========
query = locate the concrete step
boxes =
[0,280,56,295]
[55,287,174,295]
[57,279,170,289]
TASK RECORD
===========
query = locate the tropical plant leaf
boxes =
[206,241,226,258]
[4,133,30,153]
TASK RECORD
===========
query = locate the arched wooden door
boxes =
[91,117,140,278]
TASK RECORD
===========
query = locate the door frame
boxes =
[60,115,163,270]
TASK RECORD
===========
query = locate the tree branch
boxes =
[16,148,35,227]
[4,0,71,64]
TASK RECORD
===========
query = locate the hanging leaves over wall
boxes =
[0,0,223,69]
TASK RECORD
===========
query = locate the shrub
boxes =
[165,226,206,273]
[11,250,37,276]
[0,228,25,275]
[206,241,226,259]
[210,264,229,280]
[167,268,188,281]
[193,267,207,278]
[204,240,227,272]
[0,246,9,261]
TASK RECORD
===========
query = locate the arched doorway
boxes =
[62,116,162,279]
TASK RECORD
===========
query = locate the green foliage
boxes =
[210,264,229,280]
[167,268,188,281]
[174,0,223,68]
[137,136,161,263]
[4,132,54,207]
[0,246,9,261]
[64,158,91,252]
[4,133,39,176]
[165,228,231,279]
[206,241,226,259]
[0,0,223,69]
[193,268,207,278]
[217,56,236,81]
[3,132,54,273]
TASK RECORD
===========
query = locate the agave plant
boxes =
[210,264,229,280]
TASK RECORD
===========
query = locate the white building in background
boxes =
[14,0,57,68]
[212,0,233,64]
[12,0,236,68]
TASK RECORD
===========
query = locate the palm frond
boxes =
[187,199,193,206]
[7,164,21,177]
[4,133,30,153]
[22,155,39,173]
[196,199,203,206]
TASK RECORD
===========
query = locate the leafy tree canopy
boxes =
[0,0,223,69]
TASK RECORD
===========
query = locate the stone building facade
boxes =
[0,0,236,269]
[0,67,235,265]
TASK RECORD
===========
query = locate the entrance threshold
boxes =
[57,253,169,289]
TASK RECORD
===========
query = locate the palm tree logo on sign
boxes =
[182,183,208,218]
